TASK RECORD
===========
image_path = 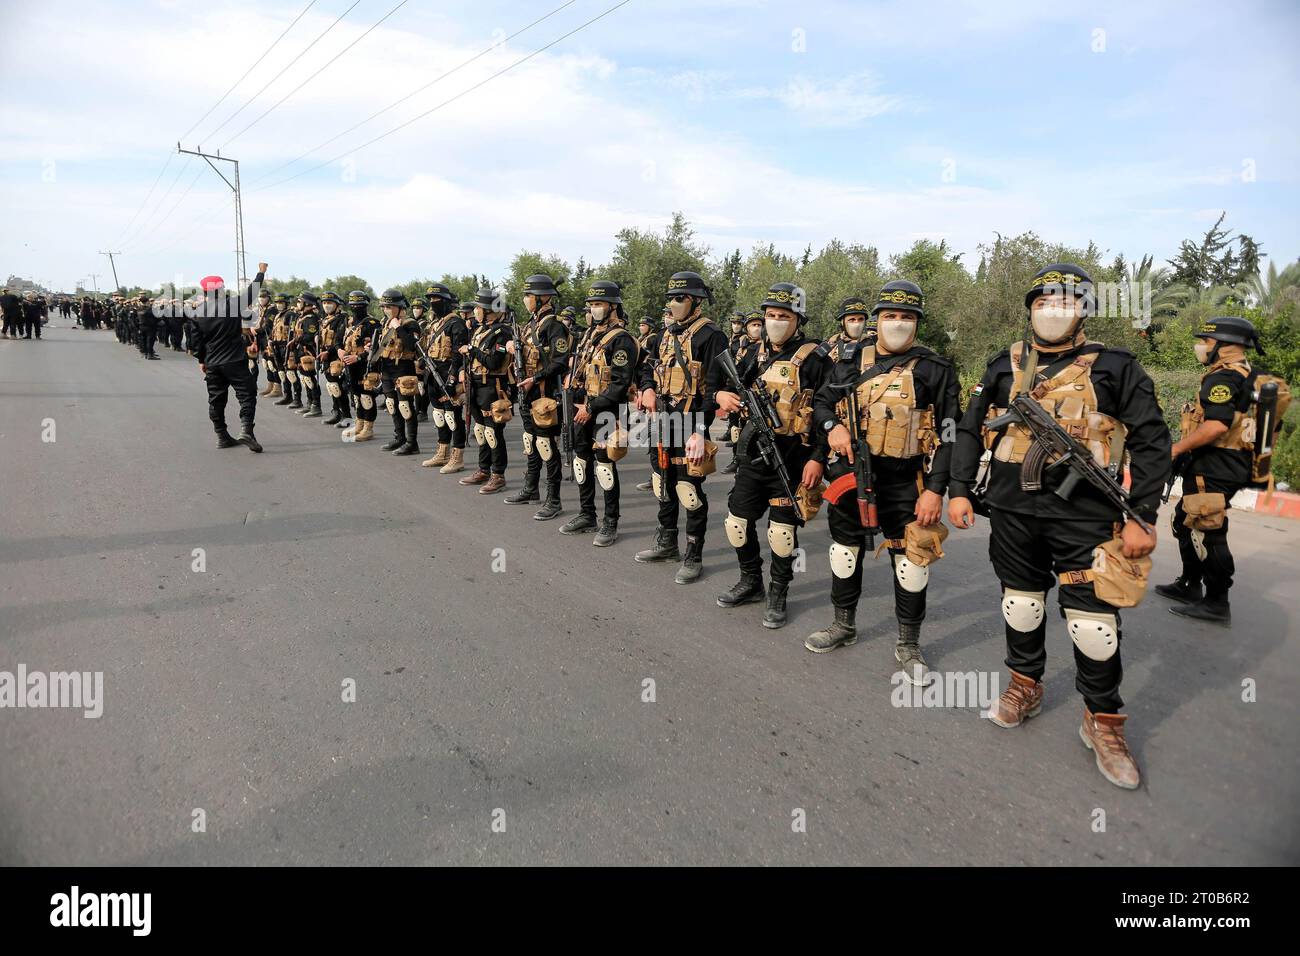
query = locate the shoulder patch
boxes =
[1207,383,1233,404]
[612,349,629,367]
[970,382,984,397]
[555,337,570,353]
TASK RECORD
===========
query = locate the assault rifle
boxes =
[414,340,455,404]
[824,381,880,548]
[715,350,802,524]
[986,393,1153,533]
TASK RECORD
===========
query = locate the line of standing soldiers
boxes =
[250,265,1286,792]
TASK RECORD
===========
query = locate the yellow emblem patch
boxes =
[1207,383,1232,404]
[555,338,570,353]
[612,349,628,367]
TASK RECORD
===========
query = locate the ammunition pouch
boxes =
[396,375,419,397]
[903,520,948,567]
[1058,534,1151,609]
[363,372,382,391]
[1182,476,1226,531]
[530,396,559,428]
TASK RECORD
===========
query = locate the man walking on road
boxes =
[189,264,268,453]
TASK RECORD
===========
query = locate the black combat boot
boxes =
[761,582,789,629]
[634,527,679,563]
[804,607,857,653]
[382,415,407,451]
[235,427,263,453]
[534,487,563,521]
[275,387,293,406]
[717,572,764,607]
[1170,596,1231,627]
[560,512,597,535]
[504,476,540,505]
[215,429,239,449]
[675,535,704,584]
[393,418,419,456]
[304,398,323,418]
[593,518,618,547]
[894,623,929,685]
[1155,576,1203,604]
[324,400,343,426]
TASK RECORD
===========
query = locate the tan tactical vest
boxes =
[653,316,714,407]
[1180,360,1253,450]
[271,310,292,342]
[470,321,509,379]
[583,326,636,397]
[378,319,416,361]
[342,321,369,356]
[426,315,455,362]
[522,314,559,377]
[852,352,939,459]
[985,342,1125,468]
[757,342,819,440]
[319,320,338,347]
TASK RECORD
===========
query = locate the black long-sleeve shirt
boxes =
[732,331,832,466]
[189,271,266,367]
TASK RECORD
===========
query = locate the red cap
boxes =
[200,275,225,291]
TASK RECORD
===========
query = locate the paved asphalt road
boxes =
[2,320,1297,866]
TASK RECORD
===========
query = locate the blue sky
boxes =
[1,0,1297,292]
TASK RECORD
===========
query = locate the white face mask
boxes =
[878,318,916,353]
[765,318,796,347]
[844,319,866,341]
[324,303,338,315]
[1031,305,1079,344]
[590,303,611,324]
[746,324,762,342]
[666,297,693,323]
[1194,340,1214,365]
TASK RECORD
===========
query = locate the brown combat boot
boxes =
[439,447,465,474]
[269,383,283,397]
[459,469,490,486]
[479,473,506,495]
[260,381,274,397]
[986,669,1044,728]
[422,443,450,468]
[1080,709,1141,790]
[353,419,374,442]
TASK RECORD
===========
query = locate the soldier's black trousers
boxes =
[726,443,811,587]
[1171,474,1239,600]
[205,360,256,433]
[138,324,157,355]
[826,467,926,625]
[469,395,508,474]
[988,507,1124,714]
[573,415,620,521]
[649,443,709,541]
[519,393,562,493]
[350,378,379,423]
[432,401,467,449]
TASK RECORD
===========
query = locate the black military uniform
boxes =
[136,293,159,358]
[409,296,433,422]
[418,284,469,473]
[559,280,639,545]
[806,282,962,678]
[459,288,515,492]
[371,289,422,455]
[270,294,298,406]
[291,293,323,417]
[316,291,352,426]
[714,283,832,628]
[1,289,22,337]
[189,268,267,453]
[253,292,279,398]
[1158,317,1276,625]
[634,271,730,584]
[340,291,383,443]
[502,274,572,519]
[948,263,1170,790]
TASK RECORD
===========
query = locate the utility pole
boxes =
[89,273,101,293]
[177,143,246,294]
[99,251,122,292]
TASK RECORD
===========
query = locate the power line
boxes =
[221,0,411,150]
[248,0,577,187]
[112,152,174,246]
[196,0,362,146]
[119,154,194,248]
[178,0,322,142]
[122,165,207,252]
[255,0,634,193]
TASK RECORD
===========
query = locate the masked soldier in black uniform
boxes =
[711,283,832,628]
[1158,317,1280,626]
[459,287,515,493]
[270,293,297,406]
[370,289,422,455]
[340,291,383,442]
[947,264,1169,790]
[136,292,160,358]
[254,288,281,398]
[315,291,351,426]
[504,274,572,520]
[290,292,323,417]
[721,311,749,475]
[634,271,730,584]
[722,311,765,474]
[408,296,432,422]
[819,296,875,363]
[419,283,469,474]
[558,280,639,546]
[806,282,962,683]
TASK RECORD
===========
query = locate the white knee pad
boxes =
[894,555,929,594]
[1065,608,1119,662]
[385,397,396,416]
[417,381,426,396]
[473,422,485,445]
[537,436,554,461]
[724,512,748,548]
[1190,528,1207,561]
[829,542,859,578]
[573,458,588,484]
[359,393,374,410]
[730,425,741,444]
[326,382,342,398]
[286,370,298,382]
[303,378,314,392]
[1001,589,1046,633]
[651,472,664,499]
[248,360,257,374]
[767,521,796,558]
[431,408,446,428]
[485,427,498,449]
[676,481,703,511]
[522,432,534,457]
[398,400,413,420]
[595,461,615,491]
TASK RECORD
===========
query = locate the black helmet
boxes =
[458,301,474,312]
[522,274,561,297]
[1197,316,1263,353]
[872,280,924,318]
[410,296,429,311]
[638,315,655,328]
[760,281,808,321]
[299,290,320,308]
[835,295,872,322]
[347,290,370,308]
[474,287,505,313]
[425,283,454,302]
[585,280,623,305]
[729,310,747,324]
[379,288,408,309]
[744,309,764,326]
[560,305,577,318]
[665,271,712,302]
[257,287,271,299]
[1024,263,1095,315]
[273,292,290,305]
[319,291,342,306]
